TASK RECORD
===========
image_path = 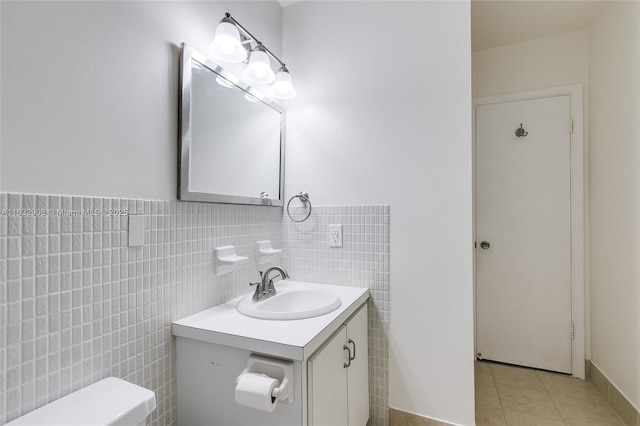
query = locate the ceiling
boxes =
[471,0,604,51]
[277,0,604,52]
[277,0,304,7]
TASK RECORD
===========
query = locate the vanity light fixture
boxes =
[209,12,296,99]
[270,67,296,100]
[243,44,276,84]
[208,17,247,63]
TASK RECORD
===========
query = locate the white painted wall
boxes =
[283,2,474,424]
[472,29,589,98]
[588,1,640,410]
[3,1,476,423]
[0,1,2,192]
[0,1,283,200]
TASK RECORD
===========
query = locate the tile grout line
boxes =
[487,364,509,426]
[483,361,627,426]
[495,370,567,425]
[536,369,570,425]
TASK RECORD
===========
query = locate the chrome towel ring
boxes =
[286,191,312,222]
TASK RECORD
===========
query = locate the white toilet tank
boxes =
[5,377,156,426]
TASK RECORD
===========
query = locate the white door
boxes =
[476,95,572,374]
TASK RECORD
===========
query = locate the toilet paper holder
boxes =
[236,354,294,403]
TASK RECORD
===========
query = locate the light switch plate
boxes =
[128,215,145,247]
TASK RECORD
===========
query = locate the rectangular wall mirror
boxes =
[178,43,285,206]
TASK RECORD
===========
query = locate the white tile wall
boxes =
[0,194,389,426]
[0,193,282,425]
[284,205,390,426]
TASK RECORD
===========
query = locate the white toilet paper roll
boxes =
[235,373,280,412]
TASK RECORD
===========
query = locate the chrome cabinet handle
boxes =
[343,345,352,368]
[348,339,356,361]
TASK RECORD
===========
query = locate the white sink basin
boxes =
[236,286,342,320]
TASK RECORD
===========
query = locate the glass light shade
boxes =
[208,21,246,63]
[244,93,260,103]
[215,76,235,89]
[269,70,296,100]
[243,50,275,84]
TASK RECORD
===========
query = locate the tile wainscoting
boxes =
[0,194,390,426]
[0,193,282,425]
[284,205,390,426]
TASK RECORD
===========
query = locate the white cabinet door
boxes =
[308,303,369,426]
[309,326,348,426]
[346,306,369,426]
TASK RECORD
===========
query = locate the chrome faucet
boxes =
[250,266,290,301]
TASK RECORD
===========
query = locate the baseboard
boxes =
[586,360,640,426]
[389,408,454,426]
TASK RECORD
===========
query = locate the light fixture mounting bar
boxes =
[224,12,286,69]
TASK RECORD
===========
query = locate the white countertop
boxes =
[172,281,370,361]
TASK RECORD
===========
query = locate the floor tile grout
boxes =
[476,360,626,426]
[537,369,569,425]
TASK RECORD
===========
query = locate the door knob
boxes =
[480,241,491,250]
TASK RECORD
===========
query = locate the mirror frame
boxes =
[178,43,286,206]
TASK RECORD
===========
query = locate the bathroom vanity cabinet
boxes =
[172,281,370,426]
[309,304,368,426]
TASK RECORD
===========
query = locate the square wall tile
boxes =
[1,194,388,426]
[0,192,282,425]
[283,204,389,426]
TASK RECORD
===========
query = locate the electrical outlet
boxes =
[329,224,343,247]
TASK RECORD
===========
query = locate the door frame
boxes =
[472,84,585,379]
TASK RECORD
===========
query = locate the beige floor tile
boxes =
[477,402,507,426]
[477,362,632,426]
[565,419,625,426]
[497,383,563,421]
[491,363,546,392]
[476,361,495,383]
[538,370,603,402]
[552,394,624,425]
[504,410,566,426]
[477,379,502,408]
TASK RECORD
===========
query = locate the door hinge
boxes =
[571,323,575,340]
[569,119,574,134]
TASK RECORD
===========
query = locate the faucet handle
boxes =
[250,280,264,301]
[265,274,282,295]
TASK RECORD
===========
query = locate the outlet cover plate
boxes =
[329,224,343,247]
